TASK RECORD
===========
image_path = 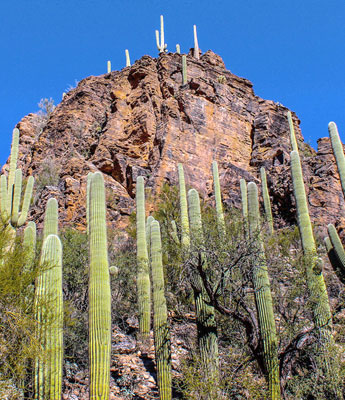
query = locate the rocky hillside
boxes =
[7,50,345,237]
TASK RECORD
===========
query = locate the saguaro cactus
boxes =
[287,111,298,152]
[328,121,345,197]
[260,167,274,234]
[35,234,63,400]
[326,224,345,284]
[212,161,225,235]
[187,188,219,376]
[125,49,131,67]
[193,25,200,59]
[247,182,281,400]
[156,15,167,53]
[107,60,111,73]
[290,151,332,335]
[182,55,187,85]
[176,44,181,54]
[150,220,172,400]
[178,164,190,249]
[87,172,111,400]
[136,176,151,338]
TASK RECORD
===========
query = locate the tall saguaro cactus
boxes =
[136,176,151,338]
[43,198,58,240]
[35,234,63,400]
[178,164,190,249]
[187,188,219,377]
[212,161,225,235]
[156,15,167,53]
[260,167,274,234]
[247,182,281,400]
[290,151,332,336]
[87,172,111,400]
[182,55,187,85]
[150,220,172,400]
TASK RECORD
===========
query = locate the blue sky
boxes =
[1,0,345,165]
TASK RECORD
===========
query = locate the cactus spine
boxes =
[247,182,281,400]
[193,25,200,59]
[35,234,63,400]
[156,15,167,53]
[260,167,274,234]
[125,49,131,67]
[328,121,345,197]
[287,111,298,152]
[150,220,172,400]
[43,198,58,240]
[176,44,180,54]
[178,164,190,249]
[88,172,111,399]
[182,55,187,85]
[188,188,219,376]
[290,150,332,334]
[212,161,225,235]
[136,176,151,338]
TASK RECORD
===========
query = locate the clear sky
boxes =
[1,0,345,165]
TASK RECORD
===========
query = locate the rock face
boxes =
[7,50,345,235]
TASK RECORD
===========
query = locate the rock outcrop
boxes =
[6,50,345,237]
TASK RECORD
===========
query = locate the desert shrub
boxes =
[34,158,61,197]
[31,97,55,136]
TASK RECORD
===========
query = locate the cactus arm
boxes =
[187,188,219,376]
[155,30,160,51]
[212,161,226,235]
[247,182,281,400]
[178,164,190,249]
[17,175,34,227]
[328,121,345,198]
[327,224,345,284]
[290,150,332,332]
[43,198,58,240]
[260,167,274,234]
[193,25,199,59]
[240,179,248,218]
[182,55,187,85]
[287,111,298,152]
[88,172,111,399]
[125,49,131,67]
[11,169,22,226]
[7,128,20,200]
[0,175,9,223]
[170,220,180,245]
[150,220,172,400]
[136,176,151,338]
[176,44,180,54]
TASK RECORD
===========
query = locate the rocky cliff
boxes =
[8,50,345,237]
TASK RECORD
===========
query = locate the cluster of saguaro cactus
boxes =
[247,182,281,400]
[0,128,34,230]
[87,172,111,399]
[136,176,151,338]
[34,199,63,400]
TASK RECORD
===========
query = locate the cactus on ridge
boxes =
[247,182,281,400]
[287,111,298,152]
[176,44,181,54]
[150,220,172,400]
[260,167,274,234]
[212,161,225,235]
[87,172,111,399]
[182,55,187,85]
[107,60,111,73]
[193,25,200,59]
[156,15,167,53]
[187,188,219,376]
[136,176,151,338]
[125,49,131,67]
